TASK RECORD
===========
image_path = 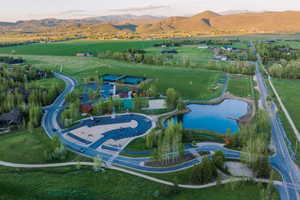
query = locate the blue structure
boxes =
[120,76,145,85]
[101,82,114,98]
[102,74,122,82]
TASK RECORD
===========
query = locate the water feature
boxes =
[167,99,249,134]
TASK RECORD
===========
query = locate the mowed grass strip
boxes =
[0,166,271,200]
[20,55,224,100]
[227,75,252,98]
[0,40,161,56]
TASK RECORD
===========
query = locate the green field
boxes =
[0,129,85,164]
[273,78,300,133]
[17,55,224,100]
[145,45,214,66]
[0,40,160,56]
[0,165,273,200]
[276,40,300,49]
[272,78,300,161]
[227,75,253,98]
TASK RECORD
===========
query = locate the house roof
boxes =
[0,109,23,125]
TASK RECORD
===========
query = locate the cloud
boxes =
[109,5,170,13]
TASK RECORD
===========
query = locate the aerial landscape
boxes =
[1,0,300,199]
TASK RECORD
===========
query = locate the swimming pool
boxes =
[166,99,249,134]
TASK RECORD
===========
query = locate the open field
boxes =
[202,34,300,41]
[0,129,85,164]
[227,75,253,98]
[275,40,300,49]
[272,78,300,135]
[0,165,271,200]
[145,45,214,66]
[16,55,224,100]
[0,40,161,56]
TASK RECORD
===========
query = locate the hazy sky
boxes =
[1,0,300,22]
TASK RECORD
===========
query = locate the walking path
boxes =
[0,160,288,190]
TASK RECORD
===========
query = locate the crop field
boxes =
[227,75,253,98]
[0,40,161,56]
[17,55,224,100]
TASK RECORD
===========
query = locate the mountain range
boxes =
[2,10,300,37]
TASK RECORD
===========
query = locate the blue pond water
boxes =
[168,99,249,134]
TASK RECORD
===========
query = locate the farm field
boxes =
[227,75,253,98]
[0,40,161,56]
[0,165,271,200]
[17,54,224,100]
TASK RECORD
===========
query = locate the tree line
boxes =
[0,63,62,129]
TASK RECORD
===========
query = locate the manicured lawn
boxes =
[0,129,86,164]
[227,75,253,98]
[0,166,274,200]
[16,55,224,100]
[0,40,161,56]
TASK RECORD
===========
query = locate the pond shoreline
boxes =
[160,94,255,134]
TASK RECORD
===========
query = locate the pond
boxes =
[166,99,249,134]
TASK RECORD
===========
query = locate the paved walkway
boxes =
[0,160,287,190]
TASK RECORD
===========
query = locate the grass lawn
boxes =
[0,129,86,164]
[227,75,253,98]
[272,78,300,161]
[0,166,274,200]
[0,40,161,56]
[16,55,224,100]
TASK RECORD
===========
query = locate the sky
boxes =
[1,0,300,22]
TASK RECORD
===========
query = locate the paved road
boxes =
[253,42,300,200]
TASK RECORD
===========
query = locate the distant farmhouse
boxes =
[76,52,93,57]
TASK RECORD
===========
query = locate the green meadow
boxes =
[227,75,253,98]
[0,40,160,56]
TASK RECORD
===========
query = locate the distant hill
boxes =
[0,14,163,32]
[136,10,300,34]
[2,11,300,39]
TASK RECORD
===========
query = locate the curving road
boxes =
[41,73,242,174]
[41,68,300,199]
[253,41,300,200]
